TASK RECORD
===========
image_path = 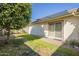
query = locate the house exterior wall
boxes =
[25,16,79,41]
[27,24,48,37]
[64,16,79,41]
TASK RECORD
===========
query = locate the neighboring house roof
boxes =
[32,8,79,24]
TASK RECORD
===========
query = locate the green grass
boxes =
[16,33,79,56]
[26,39,58,55]
[54,47,79,56]
[16,34,58,55]
[0,33,79,56]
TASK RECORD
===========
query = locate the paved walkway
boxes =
[41,37,64,46]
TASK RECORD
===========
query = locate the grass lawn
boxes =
[16,33,79,56]
[53,47,79,56]
[0,33,79,56]
[16,33,58,55]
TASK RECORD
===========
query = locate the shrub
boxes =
[69,40,79,48]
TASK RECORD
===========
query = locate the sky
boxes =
[32,3,79,21]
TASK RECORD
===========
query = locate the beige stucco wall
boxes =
[64,16,79,41]
[24,16,79,41]
[23,23,49,37]
[26,24,48,37]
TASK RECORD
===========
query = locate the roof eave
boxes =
[32,11,79,24]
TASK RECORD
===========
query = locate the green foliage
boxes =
[0,3,31,30]
[55,47,79,56]
[69,40,79,48]
[0,3,31,40]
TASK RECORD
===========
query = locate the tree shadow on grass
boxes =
[17,34,42,41]
[0,44,40,56]
[0,34,40,56]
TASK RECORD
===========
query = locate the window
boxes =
[55,22,62,31]
[48,22,62,38]
[49,22,62,31]
[49,24,54,31]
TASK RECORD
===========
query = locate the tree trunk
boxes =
[6,29,10,40]
[2,29,5,36]
[4,28,10,44]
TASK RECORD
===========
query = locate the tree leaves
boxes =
[0,3,31,30]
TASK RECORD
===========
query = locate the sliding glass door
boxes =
[55,22,62,39]
[48,21,63,39]
[48,23,55,38]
